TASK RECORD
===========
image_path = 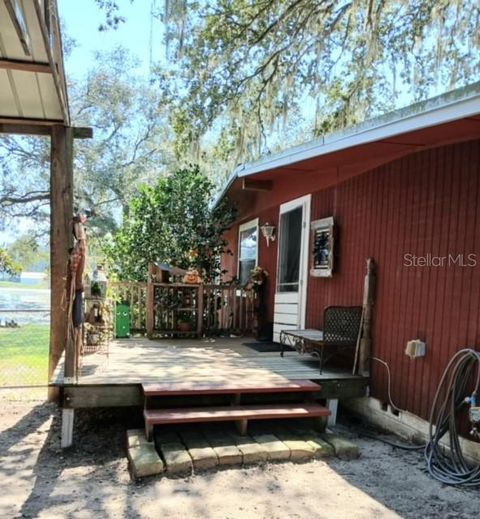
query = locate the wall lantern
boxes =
[260,222,276,247]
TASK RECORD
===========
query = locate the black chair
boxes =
[280,306,363,373]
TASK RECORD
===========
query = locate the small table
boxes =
[280,328,353,373]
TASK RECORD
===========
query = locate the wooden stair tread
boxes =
[144,403,330,424]
[142,379,321,396]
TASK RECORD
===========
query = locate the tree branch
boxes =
[0,191,50,206]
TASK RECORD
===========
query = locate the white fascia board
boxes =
[237,89,480,178]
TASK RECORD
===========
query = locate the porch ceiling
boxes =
[0,0,69,134]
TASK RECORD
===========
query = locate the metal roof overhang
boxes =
[0,0,69,135]
[219,83,480,215]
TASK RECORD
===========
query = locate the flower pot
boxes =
[178,321,193,332]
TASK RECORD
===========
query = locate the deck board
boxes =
[52,337,364,387]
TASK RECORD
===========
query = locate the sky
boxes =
[58,0,165,81]
[0,1,162,246]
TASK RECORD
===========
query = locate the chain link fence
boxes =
[0,309,50,392]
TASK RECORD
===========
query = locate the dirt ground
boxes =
[0,395,478,519]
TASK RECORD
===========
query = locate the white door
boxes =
[273,195,311,342]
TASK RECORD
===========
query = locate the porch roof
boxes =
[0,0,69,135]
[217,82,480,210]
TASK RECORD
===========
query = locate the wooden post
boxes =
[235,419,248,436]
[146,263,154,338]
[61,408,74,448]
[48,125,73,400]
[327,399,339,427]
[197,285,204,337]
[359,258,376,376]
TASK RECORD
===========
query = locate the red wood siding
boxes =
[222,139,480,423]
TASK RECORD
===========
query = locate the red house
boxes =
[219,84,480,454]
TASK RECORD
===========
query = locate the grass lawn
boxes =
[0,281,50,290]
[0,324,50,386]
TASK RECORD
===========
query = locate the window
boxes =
[311,217,334,277]
[238,218,258,285]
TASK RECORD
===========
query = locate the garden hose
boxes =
[424,348,480,487]
[371,351,480,486]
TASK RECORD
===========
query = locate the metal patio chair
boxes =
[280,306,363,373]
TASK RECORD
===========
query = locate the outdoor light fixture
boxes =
[260,222,276,247]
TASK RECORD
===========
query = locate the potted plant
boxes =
[249,266,269,340]
[177,311,195,332]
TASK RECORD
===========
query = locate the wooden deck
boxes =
[52,337,368,408]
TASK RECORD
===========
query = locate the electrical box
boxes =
[405,339,426,359]
[470,407,480,424]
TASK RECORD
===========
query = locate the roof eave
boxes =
[238,82,480,179]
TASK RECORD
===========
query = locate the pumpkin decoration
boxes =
[183,268,202,284]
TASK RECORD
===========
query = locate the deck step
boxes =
[142,379,321,397]
[144,403,330,440]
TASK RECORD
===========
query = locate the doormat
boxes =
[243,341,293,353]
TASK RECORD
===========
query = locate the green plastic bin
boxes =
[115,303,131,338]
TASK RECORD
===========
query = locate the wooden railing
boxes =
[149,283,202,337]
[109,281,257,338]
[148,283,257,338]
[202,284,256,336]
[110,281,147,334]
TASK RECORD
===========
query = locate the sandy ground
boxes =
[0,396,478,519]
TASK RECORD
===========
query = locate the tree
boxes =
[159,0,480,162]
[0,248,21,277]
[93,0,132,30]
[106,166,237,281]
[0,47,173,238]
[7,233,49,272]
[0,135,51,230]
[71,48,175,226]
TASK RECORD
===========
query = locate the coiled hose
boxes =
[424,348,480,487]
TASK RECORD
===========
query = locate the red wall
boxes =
[223,139,480,422]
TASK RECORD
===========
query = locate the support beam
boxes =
[242,178,273,191]
[61,408,74,448]
[0,123,51,136]
[5,0,32,56]
[327,399,339,427]
[235,419,248,436]
[73,127,93,139]
[0,58,50,73]
[33,1,69,124]
[48,125,74,400]
[146,263,154,339]
[0,121,93,138]
[0,117,63,137]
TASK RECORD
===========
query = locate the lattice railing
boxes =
[109,281,256,338]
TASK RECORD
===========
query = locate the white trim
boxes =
[237,217,259,282]
[299,195,311,328]
[276,194,311,329]
[214,84,480,208]
[235,89,480,179]
[310,216,335,278]
[311,216,334,229]
[239,217,259,234]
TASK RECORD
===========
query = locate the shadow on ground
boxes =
[0,401,478,519]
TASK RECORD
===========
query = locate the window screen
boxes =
[277,206,302,292]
